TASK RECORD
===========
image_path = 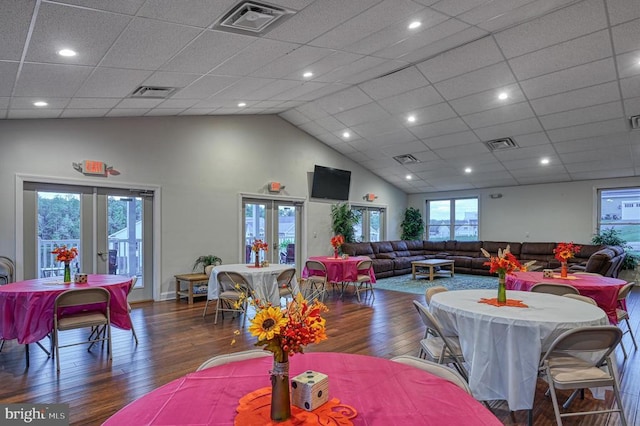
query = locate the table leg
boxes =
[412,264,416,280]
[451,262,455,277]
[175,278,180,303]
[188,282,194,305]
[429,266,434,281]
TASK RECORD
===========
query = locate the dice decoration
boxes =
[291,370,329,411]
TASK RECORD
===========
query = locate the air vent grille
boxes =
[130,86,176,99]
[393,154,419,165]
[485,137,518,151]
[630,115,640,130]
[214,1,295,35]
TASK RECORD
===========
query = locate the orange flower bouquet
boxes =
[51,245,78,283]
[554,242,581,277]
[481,245,534,304]
[251,239,269,267]
[330,235,344,258]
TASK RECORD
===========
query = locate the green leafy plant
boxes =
[401,207,425,241]
[330,203,359,243]
[592,228,638,270]
[192,255,222,273]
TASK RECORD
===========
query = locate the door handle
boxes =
[97,251,107,260]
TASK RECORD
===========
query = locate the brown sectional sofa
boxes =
[341,240,625,279]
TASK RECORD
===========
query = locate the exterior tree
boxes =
[401,207,425,240]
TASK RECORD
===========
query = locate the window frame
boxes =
[426,197,479,241]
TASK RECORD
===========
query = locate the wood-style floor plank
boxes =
[0,284,637,425]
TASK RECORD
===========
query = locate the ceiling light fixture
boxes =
[498,92,508,100]
[464,167,472,173]
[238,102,247,107]
[405,174,412,180]
[33,101,48,107]
[408,21,421,29]
[303,71,313,78]
[540,158,550,165]
[57,49,77,57]
[407,115,416,123]
[342,131,350,138]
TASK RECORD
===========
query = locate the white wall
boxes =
[0,115,407,299]
[408,177,640,245]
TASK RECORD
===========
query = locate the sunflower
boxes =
[248,306,288,341]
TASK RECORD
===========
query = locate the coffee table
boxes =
[411,259,455,281]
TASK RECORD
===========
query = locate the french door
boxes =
[22,182,154,302]
[242,197,303,269]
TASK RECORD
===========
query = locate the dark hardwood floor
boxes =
[0,284,638,425]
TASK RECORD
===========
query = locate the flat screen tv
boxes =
[311,165,351,201]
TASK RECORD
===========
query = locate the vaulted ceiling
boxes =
[1,0,639,193]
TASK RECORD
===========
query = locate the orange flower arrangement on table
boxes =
[250,239,269,267]
[554,242,581,277]
[51,245,78,283]
[481,245,534,305]
[330,235,344,259]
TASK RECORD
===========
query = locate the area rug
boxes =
[374,273,497,295]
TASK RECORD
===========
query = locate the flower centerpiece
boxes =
[481,245,533,304]
[330,235,344,259]
[51,245,78,283]
[240,293,328,421]
[554,242,581,278]
[251,239,269,268]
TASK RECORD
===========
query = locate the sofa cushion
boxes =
[521,242,557,255]
[446,255,473,268]
[391,241,408,251]
[444,240,457,251]
[394,250,411,257]
[584,248,615,275]
[371,241,394,254]
[423,241,446,252]
[454,241,483,257]
[371,259,394,273]
[341,242,374,257]
[481,241,520,256]
[376,253,396,259]
[404,240,424,251]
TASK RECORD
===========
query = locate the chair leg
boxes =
[620,339,628,359]
[130,321,139,345]
[202,299,211,318]
[610,367,628,426]
[546,378,564,426]
[0,339,5,352]
[214,300,220,324]
[624,318,638,350]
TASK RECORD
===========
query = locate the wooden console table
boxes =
[175,273,209,304]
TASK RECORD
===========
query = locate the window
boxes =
[598,188,640,254]
[426,198,478,241]
[351,206,385,242]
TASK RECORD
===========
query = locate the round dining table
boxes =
[429,289,610,411]
[0,274,133,345]
[102,351,501,425]
[302,255,376,283]
[505,271,626,323]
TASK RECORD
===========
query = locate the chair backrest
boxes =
[531,282,579,295]
[196,349,271,371]
[217,271,250,292]
[276,268,296,288]
[413,300,449,342]
[0,256,15,285]
[356,259,372,272]
[390,355,471,394]
[425,286,448,305]
[617,281,635,301]
[540,326,622,368]
[128,276,138,296]
[55,287,110,310]
[562,293,598,305]
[305,260,327,275]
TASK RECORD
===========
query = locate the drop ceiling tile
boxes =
[106,108,151,117]
[212,77,276,100]
[434,62,516,100]
[351,118,405,137]
[25,3,131,66]
[314,115,346,132]
[410,117,470,139]
[502,156,560,170]
[136,0,236,27]
[446,153,503,166]
[611,19,640,55]
[209,38,298,77]
[292,83,349,102]
[359,157,403,170]
[337,59,409,85]
[380,140,430,157]
[66,98,120,109]
[316,87,373,115]
[292,51,364,81]
[14,63,93,97]
[11,97,69,109]
[366,129,420,146]
[494,0,607,58]
[155,98,199,109]
[0,62,19,96]
[273,81,330,101]
[332,142,358,155]
[433,141,488,159]
[345,138,374,151]
[55,0,146,15]
[406,102,457,126]
[247,79,303,100]
[564,158,632,173]
[624,96,640,113]
[529,81,620,115]
[100,18,201,70]
[546,118,628,142]
[553,132,630,154]
[475,0,579,32]
[539,101,623,130]
[297,121,327,136]
[505,160,564,174]
[358,66,429,100]
[570,168,635,180]
[519,58,617,100]
[463,101,535,129]
[512,132,551,148]
[508,30,612,81]
[560,147,631,165]
[314,132,344,145]
[399,26,489,64]
[142,72,201,88]
[251,45,335,79]
[515,173,571,185]
[116,98,164,108]
[429,0,489,21]
[293,102,329,121]
[621,74,640,99]
[449,84,525,116]
[474,117,543,141]
[161,31,255,74]
[279,109,310,126]
[0,97,9,109]
[60,108,109,117]
[406,150,439,164]
[334,102,390,127]
[178,107,216,115]
[0,0,35,61]
[616,50,640,79]
[420,130,480,150]
[144,108,188,116]
[8,108,62,119]
[74,67,151,97]
[473,178,519,188]
[606,0,640,25]
[377,86,444,115]
[170,75,239,99]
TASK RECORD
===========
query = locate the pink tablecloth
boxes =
[0,274,132,344]
[103,352,500,425]
[303,256,376,283]
[506,271,626,323]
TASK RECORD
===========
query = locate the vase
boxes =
[63,262,71,283]
[334,248,338,259]
[270,353,291,421]
[561,262,568,278]
[254,251,260,268]
[497,271,506,304]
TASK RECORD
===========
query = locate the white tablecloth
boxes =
[429,289,609,411]
[207,264,299,305]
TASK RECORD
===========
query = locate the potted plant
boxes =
[192,255,222,274]
[330,203,359,243]
[401,207,424,240]
[591,228,638,270]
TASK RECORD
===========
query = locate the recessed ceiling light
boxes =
[33,101,48,107]
[540,158,550,165]
[57,49,77,57]
[342,131,350,138]
[464,167,472,173]
[498,92,508,100]
[303,71,313,78]
[406,174,412,180]
[407,115,416,123]
[408,21,421,29]
[238,102,246,107]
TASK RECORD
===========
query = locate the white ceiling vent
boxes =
[630,115,640,130]
[393,154,419,165]
[485,137,518,151]
[130,86,176,99]
[214,1,295,35]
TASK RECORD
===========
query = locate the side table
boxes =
[175,273,209,305]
